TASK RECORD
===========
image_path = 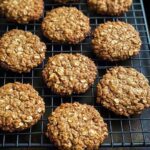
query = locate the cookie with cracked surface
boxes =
[0,82,45,132]
[0,29,46,73]
[42,53,97,96]
[92,21,141,61]
[46,102,108,150]
[0,0,44,24]
[97,66,150,116]
[41,7,90,44]
[88,0,132,15]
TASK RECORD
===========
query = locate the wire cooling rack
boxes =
[0,0,150,148]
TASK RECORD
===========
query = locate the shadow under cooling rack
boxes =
[0,0,150,148]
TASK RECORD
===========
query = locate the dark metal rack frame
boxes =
[0,0,150,148]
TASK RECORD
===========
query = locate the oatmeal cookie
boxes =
[0,0,44,24]
[46,102,108,150]
[88,0,132,15]
[41,7,90,44]
[42,53,97,96]
[92,21,141,61]
[0,29,46,73]
[97,66,150,116]
[0,82,45,132]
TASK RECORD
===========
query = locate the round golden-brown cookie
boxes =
[0,0,44,24]
[0,29,46,73]
[42,53,97,96]
[46,102,108,150]
[41,7,90,44]
[88,0,132,15]
[0,82,45,132]
[97,66,150,116]
[92,21,141,61]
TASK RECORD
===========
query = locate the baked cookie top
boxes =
[42,7,90,44]
[0,82,45,132]
[88,0,132,15]
[92,21,141,61]
[46,102,108,150]
[0,29,46,73]
[97,66,150,116]
[42,53,97,96]
[0,0,44,23]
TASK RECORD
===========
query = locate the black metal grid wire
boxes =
[0,0,150,148]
